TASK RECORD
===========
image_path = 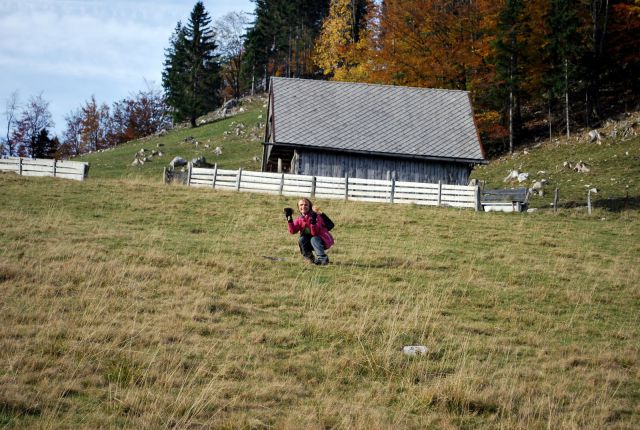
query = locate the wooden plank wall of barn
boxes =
[295,150,471,185]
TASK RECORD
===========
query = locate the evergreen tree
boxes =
[491,0,527,154]
[162,2,221,127]
[163,22,188,123]
[32,128,58,159]
[32,128,48,158]
[243,0,330,89]
[545,0,584,138]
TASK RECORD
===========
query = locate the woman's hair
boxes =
[297,198,313,211]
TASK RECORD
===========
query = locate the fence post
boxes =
[187,163,192,186]
[344,174,349,201]
[211,164,218,188]
[553,188,559,213]
[52,159,57,177]
[311,176,316,198]
[163,167,166,184]
[279,172,285,195]
[474,185,481,211]
[624,190,629,211]
[236,168,243,191]
[437,181,442,206]
[18,158,23,176]
[389,177,396,203]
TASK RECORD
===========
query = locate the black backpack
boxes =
[320,213,335,231]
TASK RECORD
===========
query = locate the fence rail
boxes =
[183,164,481,210]
[0,157,89,181]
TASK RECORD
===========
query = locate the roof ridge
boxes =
[271,76,470,94]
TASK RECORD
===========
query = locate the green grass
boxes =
[0,172,638,428]
[1,101,639,428]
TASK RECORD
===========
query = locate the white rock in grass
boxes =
[170,156,187,168]
[574,161,591,173]
[402,345,428,356]
[503,169,519,182]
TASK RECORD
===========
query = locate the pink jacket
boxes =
[288,212,334,249]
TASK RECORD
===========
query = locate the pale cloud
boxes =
[0,0,254,135]
[0,0,183,82]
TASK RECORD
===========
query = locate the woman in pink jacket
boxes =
[284,198,334,265]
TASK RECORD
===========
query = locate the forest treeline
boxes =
[242,0,639,154]
[3,0,638,159]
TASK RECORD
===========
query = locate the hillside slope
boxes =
[76,96,268,180]
[471,113,640,211]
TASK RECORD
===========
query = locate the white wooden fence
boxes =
[185,164,481,210]
[0,157,89,181]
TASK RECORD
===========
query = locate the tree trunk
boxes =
[585,89,590,128]
[588,0,609,123]
[251,65,255,96]
[509,89,514,154]
[509,55,514,154]
[548,97,552,142]
[565,58,570,138]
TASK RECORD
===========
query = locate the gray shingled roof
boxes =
[270,77,485,163]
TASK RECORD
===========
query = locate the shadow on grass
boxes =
[331,261,397,269]
[594,195,640,212]
[558,195,640,212]
[262,255,407,269]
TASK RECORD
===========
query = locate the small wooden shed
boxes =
[262,77,486,185]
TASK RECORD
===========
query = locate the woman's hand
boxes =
[283,207,293,222]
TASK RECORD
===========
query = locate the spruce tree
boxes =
[162,2,221,127]
[544,0,584,138]
[243,0,330,88]
[32,128,57,159]
[491,0,527,154]
[163,23,188,123]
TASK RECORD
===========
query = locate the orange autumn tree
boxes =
[80,96,110,152]
[368,0,499,91]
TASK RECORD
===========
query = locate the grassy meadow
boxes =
[1,171,638,429]
[1,100,640,428]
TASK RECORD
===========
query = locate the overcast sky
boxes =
[0,0,255,137]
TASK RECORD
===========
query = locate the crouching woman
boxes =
[284,198,333,265]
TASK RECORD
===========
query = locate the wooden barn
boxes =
[261,77,487,185]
